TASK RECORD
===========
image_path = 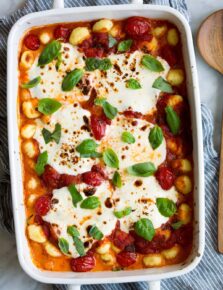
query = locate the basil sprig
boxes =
[134,218,155,241]
[117,39,133,52]
[108,35,117,48]
[62,68,83,91]
[21,76,41,89]
[103,148,119,169]
[165,105,180,135]
[80,196,101,209]
[112,171,122,188]
[55,52,62,71]
[114,207,132,219]
[152,76,173,93]
[58,237,69,254]
[67,225,80,237]
[38,98,62,115]
[85,58,112,71]
[171,221,183,230]
[126,78,141,90]
[38,40,61,66]
[148,125,163,149]
[67,226,85,256]
[35,151,48,176]
[141,54,164,72]
[76,139,101,158]
[94,98,118,120]
[68,184,83,207]
[127,162,156,177]
[121,131,135,144]
[89,225,104,240]
[42,123,61,144]
[156,198,176,217]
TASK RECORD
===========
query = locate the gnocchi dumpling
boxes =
[27,224,46,243]
[22,140,39,158]
[27,177,38,190]
[162,245,181,260]
[22,100,41,119]
[20,89,31,101]
[142,37,158,52]
[39,32,51,44]
[166,138,183,156]
[167,28,179,46]
[27,193,38,207]
[143,254,164,267]
[20,51,34,69]
[178,203,192,224]
[44,242,62,257]
[100,253,115,265]
[96,241,111,254]
[153,25,167,38]
[172,159,192,173]
[167,95,183,107]
[69,27,90,46]
[175,175,192,194]
[21,124,36,139]
[93,19,113,33]
[167,69,184,86]
[111,243,121,253]
[110,23,123,38]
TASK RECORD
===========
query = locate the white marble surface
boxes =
[0,0,222,289]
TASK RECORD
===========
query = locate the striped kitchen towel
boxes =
[0,0,221,290]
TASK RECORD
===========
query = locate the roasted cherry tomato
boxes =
[54,25,70,42]
[59,173,82,187]
[91,164,108,179]
[155,166,175,190]
[24,34,40,50]
[42,165,61,189]
[90,115,107,140]
[84,47,104,58]
[70,255,95,272]
[82,171,104,186]
[161,45,177,67]
[125,17,151,39]
[116,251,137,267]
[111,228,134,250]
[34,195,51,216]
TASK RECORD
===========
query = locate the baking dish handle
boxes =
[67,285,81,290]
[148,281,161,290]
[53,0,143,8]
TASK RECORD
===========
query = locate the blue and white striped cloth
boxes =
[0,1,221,289]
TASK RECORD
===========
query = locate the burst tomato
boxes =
[116,251,137,267]
[90,115,107,140]
[24,34,40,50]
[42,165,61,189]
[155,166,175,190]
[82,171,104,186]
[70,255,95,272]
[54,25,70,42]
[111,228,134,250]
[125,17,151,39]
[34,195,51,216]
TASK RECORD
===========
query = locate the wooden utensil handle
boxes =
[218,115,223,252]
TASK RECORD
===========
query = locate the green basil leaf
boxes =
[42,123,61,144]
[89,225,104,240]
[62,68,83,92]
[80,152,102,158]
[80,196,101,209]
[112,171,122,188]
[102,101,118,120]
[134,218,155,241]
[73,236,85,256]
[171,221,183,230]
[94,97,106,106]
[55,52,62,71]
[127,162,156,177]
[42,128,52,144]
[114,207,132,219]
[141,54,164,72]
[99,59,112,71]
[35,151,48,176]
[38,40,61,66]
[108,35,117,48]
[103,148,119,169]
[117,39,133,52]
[76,139,98,155]
[126,78,141,90]
[68,184,83,207]
[58,237,69,254]
[21,76,41,89]
[121,131,135,144]
[148,125,163,149]
[38,98,62,115]
[165,105,180,135]
[85,58,112,71]
[67,225,80,237]
[156,198,176,217]
[152,76,173,93]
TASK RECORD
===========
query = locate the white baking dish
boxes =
[7,1,205,290]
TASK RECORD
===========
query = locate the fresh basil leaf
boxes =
[89,225,104,240]
[73,236,85,256]
[35,151,48,176]
[76,139,98,155]
[38,40,61,66]
[117,39,133,52]
[85,58,112,71]
[80,152,102,158]
[134,218,155,241]
[148,125,163,149]
[141,54,164,72]
[152,76,173,93]
[103,148,119,169]
[127,162,156,177]
[80,196,101,209]
[42,123,61,144]
[171,221,183,230]
[55,52,62,71]
[108,35,117,48]
[67,225,80,237]
[103,101,118,120]
[38,98,62,115]
[42,128,52,144]
[112,171,122,188]
[126,78,141,90]
[121,131,135,144]
[99,58,112,71]
[94,97,106,106]
[165,105,180,135]
[114,207,132,219]
[21,76,41,89]
[68,184,83,207]
[156,198,176,217]
[62,68,83,92]
[58,237,69,254]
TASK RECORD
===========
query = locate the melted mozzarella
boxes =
[28,43,89,101]
[34,103,96,175]
[43,182,116,258]
[95,51,170,114]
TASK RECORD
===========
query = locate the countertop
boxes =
[0,0,222,289]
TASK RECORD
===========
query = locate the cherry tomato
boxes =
[111,228,134,250]
[84,47,104,58]
[116,251,137,267]
[90,115,107,140]
[34,215,44,225]
[34,195,51,216]
[24,34,40,50]
[91,164,108,179]
[155,166,175,190]
[161,45,177,67]
[70,255,95,272]
[59,173,82,187]
[92,32,108,48]
[82,171,104,186]
[54,26,70,42]
[42,165,61,189]
[125,17,151,39]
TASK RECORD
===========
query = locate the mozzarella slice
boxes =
[34,103,96,175]
[95,51,170,115]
